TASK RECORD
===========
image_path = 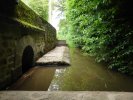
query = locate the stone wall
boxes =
[0,1,56,89]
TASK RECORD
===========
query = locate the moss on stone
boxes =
[0,0,56,90]
[14,1,51,30]
[14,18,44,31]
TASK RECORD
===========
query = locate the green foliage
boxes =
[21,0,48,20]
[59,0,133,75]
[58,19,68,39]
[53,0,66,16]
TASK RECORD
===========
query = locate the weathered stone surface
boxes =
[36,46,70,66]
[0,91,133,100]
[0,1,56,89]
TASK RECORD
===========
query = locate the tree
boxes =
[53,0,66,17]
[65,0,133,74]
[22,0,48,20]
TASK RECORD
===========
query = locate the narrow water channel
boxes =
[10,48,133,91]
[49,48,133,91]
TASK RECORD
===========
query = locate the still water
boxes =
[49,48,133,91]
[9,67,56,91]
[10,48,133,91]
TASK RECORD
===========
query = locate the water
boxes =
[10,48,133,91]
[9,67,56,91]
[49,48,133,91]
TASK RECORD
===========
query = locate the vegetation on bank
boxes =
[21,0,48,21]
[57,0,133,75]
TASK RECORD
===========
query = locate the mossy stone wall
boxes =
[0,1,56,89]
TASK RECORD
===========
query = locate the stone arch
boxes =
[22,45,34,73]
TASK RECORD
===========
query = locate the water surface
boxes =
[49,48,133,91]
[10,48,133,91]
[9,67,56,91]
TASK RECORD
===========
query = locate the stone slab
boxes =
[36,46,70,66]
[0,91,133,100]
[56,40,68,46]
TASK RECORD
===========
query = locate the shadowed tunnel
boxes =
[22,46,34,73]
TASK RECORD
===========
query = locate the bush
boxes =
[62,0,133,74]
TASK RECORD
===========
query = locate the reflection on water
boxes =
[9,48,133,91]
[49,48,133,91]
[48,68,66,91]
[9,67,56,91]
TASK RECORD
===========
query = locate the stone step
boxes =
[36,46,70,66]
[0,91,133,100]
[56,40,68,46]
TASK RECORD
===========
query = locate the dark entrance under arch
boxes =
[22,46,34,73]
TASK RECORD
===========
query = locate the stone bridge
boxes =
[0,0,56,89]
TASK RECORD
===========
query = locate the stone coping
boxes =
[0,91,133,100]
